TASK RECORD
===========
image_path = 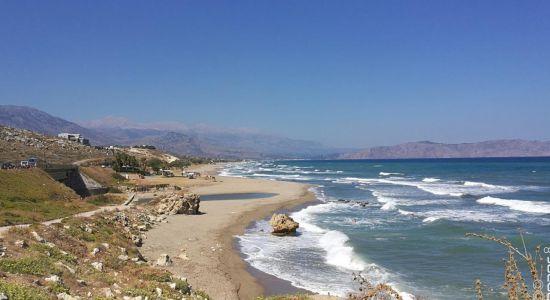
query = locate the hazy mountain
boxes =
[341,140,550,159]
[0,105,336,159]
[0,105,119,145]
[81,116,337,159]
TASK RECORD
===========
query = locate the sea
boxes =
[221,158,550,299]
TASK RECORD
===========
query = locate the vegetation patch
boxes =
[0,169,96,226]
[0,280,50,300]
[137,268,173,282]
[86,194,125,206]
[0,256,53,276]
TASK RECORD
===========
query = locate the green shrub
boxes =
[138,270,172,282]
[46,282,69,294]
[30,243,77,264]
[0,256,53,276]
[0,281,49,300]
[174,279,191,294]
[194,289,212,299]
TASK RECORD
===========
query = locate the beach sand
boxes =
[139,164,322,299]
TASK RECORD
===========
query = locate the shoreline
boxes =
[140,164,319,299]
[236,198,324,296]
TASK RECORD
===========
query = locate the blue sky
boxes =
[1,1,549,147]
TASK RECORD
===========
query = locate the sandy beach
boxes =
[139,164,318,299]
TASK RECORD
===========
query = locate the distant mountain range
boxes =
[2,105,549,160]
[0,105,338,159]
[340,140,550,159]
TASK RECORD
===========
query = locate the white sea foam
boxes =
[381,202,397,210]
[251,173,313,181]
[477,196,550,214]
[319,230,366,270]
[422,177,440,182]
[237,199,399,296]
[398,209,415,216]
[379,172,403,176]
[338,177,517,197]
[463,181,499,188]
[422,216,442,223]
[371,190,456,211]
[413,209,519,223]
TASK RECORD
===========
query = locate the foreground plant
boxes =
[466,232,545,300]
[348,272,403,300]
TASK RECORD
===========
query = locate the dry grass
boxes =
[0,169,128,226]
[466,232,545,300]
[80,166,128,188]
[348,273,403,300]
[0,169,97,226]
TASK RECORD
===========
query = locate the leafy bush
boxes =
[0,256,53,276]
[138,269,172,282]
[0,281,50,300]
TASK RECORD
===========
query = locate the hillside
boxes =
[0,126,111,165]
[341,140,550,159]
[0,169,96,225]
[0,105,337,159]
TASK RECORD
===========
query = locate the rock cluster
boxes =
[155,193,200,215]
[269,214,299,235]
[155,253,173,266]
[108,210,167,247]
[337,199,369,207]
[15,240,28,248]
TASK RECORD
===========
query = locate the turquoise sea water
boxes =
[222,158,550,299]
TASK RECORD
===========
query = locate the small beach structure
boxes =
[183,171,201,179]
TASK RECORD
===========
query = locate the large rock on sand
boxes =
[156,193,200,215]
[269,214,299,235]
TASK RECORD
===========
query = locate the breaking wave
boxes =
[337,177,517,197]
[422,177,440,182]
[380,172,404,176]
[477,196,550,214]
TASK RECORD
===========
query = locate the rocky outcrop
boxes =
[156,193,200,215]
[269,214,299,235]
[155,253,173,267]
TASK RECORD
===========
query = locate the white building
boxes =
[58,133,90,146]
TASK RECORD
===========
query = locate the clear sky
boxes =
[1,1,549,147]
